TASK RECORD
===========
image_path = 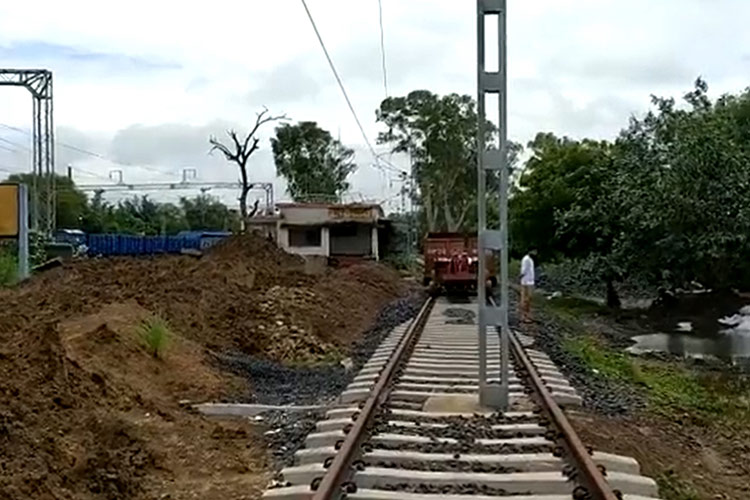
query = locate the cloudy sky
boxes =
[0,0,748,213]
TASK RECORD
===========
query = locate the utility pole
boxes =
[409,151,416,255]
[476,0,509,410]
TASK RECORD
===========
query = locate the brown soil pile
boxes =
[572,411,750,500]
[2,234,408,363]
[0,234,411,499]
[0,301,269,500]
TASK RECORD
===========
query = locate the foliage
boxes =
[0,247,17,287]
[386,211,419,254]
[209,108,286,224]
[383,253,421,275]
[655,471,700,500]
[564,333,750,423]
[509,133,612,261]
[180,194,240,231]
[511,79,750,295]
[565,335,636,380]
[376,90,521,233]
[5,173,88,229]
[137,315,171,359]
[271,121,356,202]
[29,231,50,267]
[0,172,241,236]
[81,194,188,235]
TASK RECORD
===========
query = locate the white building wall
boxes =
[372,226,379,261]
[322,227,330,257]
[278,226,289,251]
[277,225,330,257]
[280,207,330,225]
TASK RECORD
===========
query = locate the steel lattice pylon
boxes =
[476,0,509,409]
[0,69,55,234]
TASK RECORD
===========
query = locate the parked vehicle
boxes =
[422,232,496,293]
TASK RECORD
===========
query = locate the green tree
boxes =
[3,173,88,229]
[510,133,612,261]
[376,90,519,233]
[510,79,750,300]
[601,79,750,291]
[180,194,237,231]
[81,191,113,233]
[82,194,189,235]
[156,202,189,235]
[271,121,356,202]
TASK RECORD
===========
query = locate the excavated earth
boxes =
[0,234,416,500]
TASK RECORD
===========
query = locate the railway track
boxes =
[264,297,660,500]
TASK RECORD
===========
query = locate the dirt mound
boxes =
[0,234,412,499]
[1,234,407,363]
[0,300,268,500]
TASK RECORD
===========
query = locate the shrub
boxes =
[137,315,171,359]
[0,250,17,287]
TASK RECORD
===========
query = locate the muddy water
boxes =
[627,292,750,369]
[629,331,750,369]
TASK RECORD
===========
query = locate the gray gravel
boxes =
[378,483,517,495]
[349,290,427,367]
[496,289,645,416]
[219,290,426,486]
[444,307,476,325]
[370,460,518,473]
[216,290,426,406]
[216,353,348,405]
[257,409,322,470]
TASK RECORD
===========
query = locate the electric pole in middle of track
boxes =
[477,0,509,410]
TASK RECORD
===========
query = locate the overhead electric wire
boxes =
[71,166,112,181]
[0,135,29,151]
[0,142,21,154]
[299,0,404,176]
[0,122,174,178]
[377,0,389,98]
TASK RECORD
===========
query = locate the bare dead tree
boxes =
[209,108,286,228]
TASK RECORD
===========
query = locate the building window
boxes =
[288,226,322,247]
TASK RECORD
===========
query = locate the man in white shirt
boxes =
[519,249,536,323]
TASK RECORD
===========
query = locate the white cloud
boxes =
[1,0,749,215]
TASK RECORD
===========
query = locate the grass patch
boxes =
[546,295,611,318]
[137,315,171,359]
[564,333,750,424]
[0,250,18,287]
[656,470,701,500]
[565,335,635,380]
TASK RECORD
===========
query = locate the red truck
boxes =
[423,232,496,292]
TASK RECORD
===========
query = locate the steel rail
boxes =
[508,327,619,500]
[312,297,435,499]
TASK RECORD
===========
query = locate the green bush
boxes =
[656,470,700,500]
[0,250,17,287]
[384,253,421,274]
[137,315,171,359]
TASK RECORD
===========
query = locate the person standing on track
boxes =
[520,249,536,323]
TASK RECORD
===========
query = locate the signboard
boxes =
[0,183,28,280]
[0,184,19,237]
[328,205,374,221]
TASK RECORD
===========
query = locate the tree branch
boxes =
[209,136,239,162]
[208,107,287,231]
